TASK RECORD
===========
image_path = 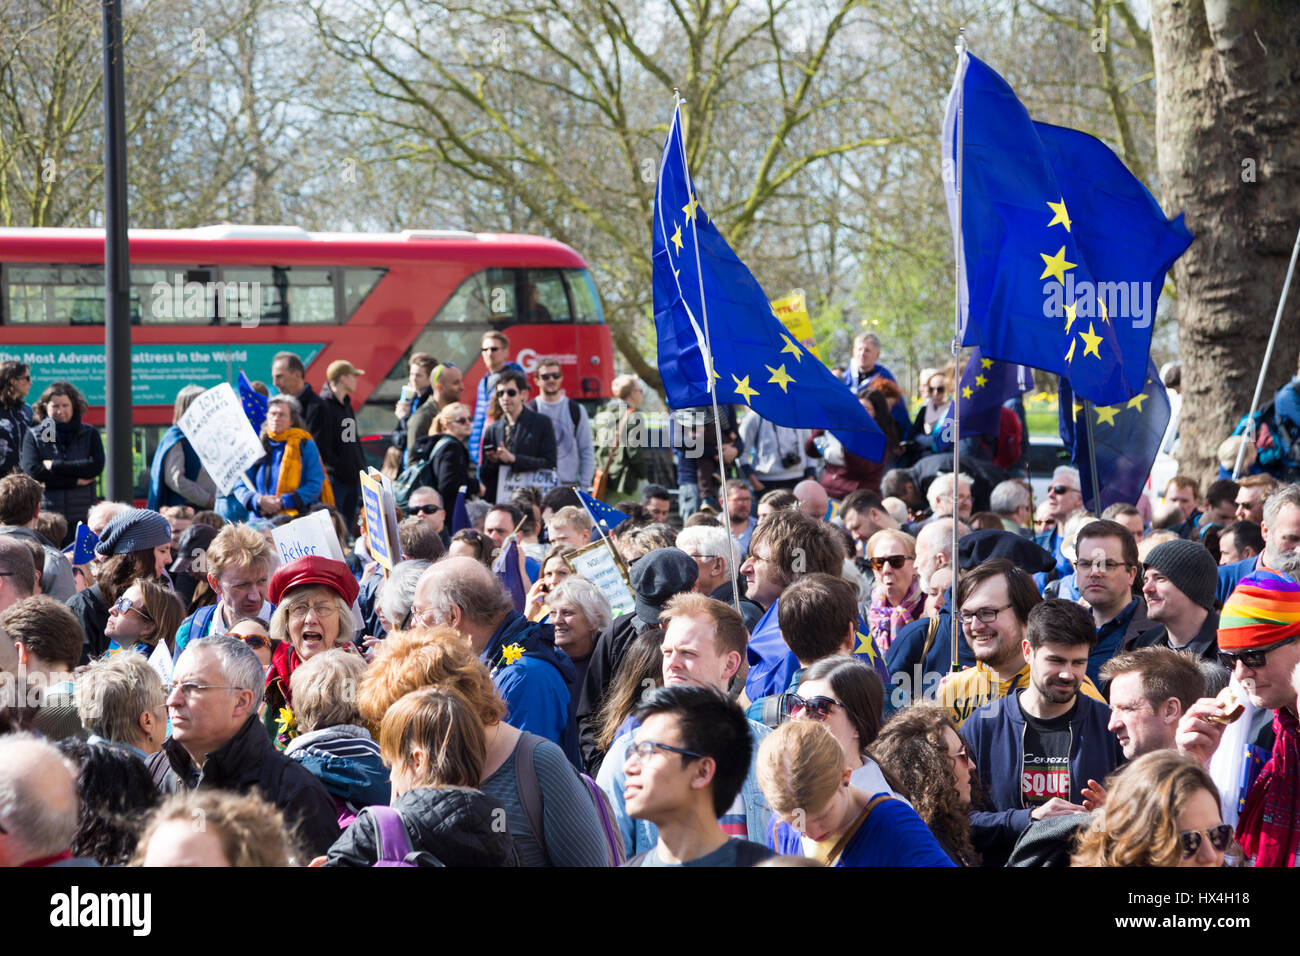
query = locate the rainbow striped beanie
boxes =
[1218,570,1300,650]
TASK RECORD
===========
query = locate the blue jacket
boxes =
[484,610,579,765]
[1034,527,1071,584]
[284,725,391,824]
[839,363,897,390]
[961,689,1124,864]
[597,718,772,856]
[235,435,326,514]
[884,591,975,708]
[768,794,956,867]
[147,425,203,510]
[1218,554,1261,605]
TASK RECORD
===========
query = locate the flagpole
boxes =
[949,30,966,675]
[1081,398,1103,518]
[674,90,743,618]
[1233,219,1300,478]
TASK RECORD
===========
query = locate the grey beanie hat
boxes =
[1143,538,1218,611]
[94,508,173,557]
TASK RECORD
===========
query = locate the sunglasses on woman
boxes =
[223,632,269,650]
[112,596,152,621]
[782,693,839,721]
[1180,823,1233,858]
[870,555,910,571]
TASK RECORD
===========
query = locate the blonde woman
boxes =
[756,721,954,867]
[418,400,479,507]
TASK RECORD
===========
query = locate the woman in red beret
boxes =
[263,555,361,748]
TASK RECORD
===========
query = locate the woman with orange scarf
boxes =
[230,394,334,521]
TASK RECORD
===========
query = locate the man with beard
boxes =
[961,599,1125,866]
[1219,483,1300,603]
[939,559,1105,728]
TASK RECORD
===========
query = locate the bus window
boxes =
[563,268,604,324]
[217,266,339,325]
[342,267,387,316]
[518,269,568,324]
[6,265,119,325]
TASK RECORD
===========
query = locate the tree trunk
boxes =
[1150,0,1300,490]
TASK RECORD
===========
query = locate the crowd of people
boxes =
[0,333,1297,871]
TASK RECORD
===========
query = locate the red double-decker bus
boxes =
[0,225,614,494]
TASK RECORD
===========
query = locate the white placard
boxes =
[496,465,560,504]
[271,509,346,566]
[178,383,265,496]
[565,538,635,618]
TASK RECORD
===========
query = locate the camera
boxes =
[781,451,800,468]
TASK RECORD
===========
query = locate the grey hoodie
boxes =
[0,524,75,601]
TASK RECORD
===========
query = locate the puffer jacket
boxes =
[0,401,31,476]
[324,786,519,867]
[285,724,391,828]
[148,713,342,857]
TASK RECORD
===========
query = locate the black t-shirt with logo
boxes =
[1019,696,1077,808]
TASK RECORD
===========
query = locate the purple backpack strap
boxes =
[370,806,414,867]
[580,772,627,866]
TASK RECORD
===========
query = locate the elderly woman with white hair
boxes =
[545,577,612,708]
[374,559,433,639]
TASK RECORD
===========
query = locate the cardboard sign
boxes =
[565,538,635,618]
[359,469,402,571]
[770,292,822,361]
[178,382,265,496]
[271,509,346,566]
[496,465,560,504]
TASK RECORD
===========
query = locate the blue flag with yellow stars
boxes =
[1059,358,1171,512]
[745,600,891,702]
[652,103,885,461]
[941,347,1034,439]
[238,370,268,433]
[575,487,628,530]
[943,53,1192,404]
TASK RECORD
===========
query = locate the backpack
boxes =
[514,731,627,867]
[368,805,443,867]
[1232,397,1300,477]
[393,436,455,510]
[527,397,582,435]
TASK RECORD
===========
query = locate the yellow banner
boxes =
[770,292,821,361]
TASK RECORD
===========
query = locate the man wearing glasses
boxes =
[149,635,341,857]
[940,559,1105,727]
[597,595,773,862]
[620,685,774,867]
[527,357,594,491]
[468,331,523,464]
[479,368,557,503]
[1035,466,1086,580]
[1072,519,1166,685]
[1178,570,1300,866]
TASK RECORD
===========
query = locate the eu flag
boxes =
[63,522,99,566]
[238,371,268,433]
[941,347,1033,439]
[575,487,628,530]
[451,485,471,534]
[943,53,1192,404]
[493,535,527,614]
[652,104,885,461]
[746,599,890,702]
[1059,358,1171,512]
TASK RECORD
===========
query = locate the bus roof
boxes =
[0,226,588,269]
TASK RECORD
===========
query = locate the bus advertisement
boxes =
[0,225,615,494]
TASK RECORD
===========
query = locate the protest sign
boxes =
[565,538,635,618]
[360,469,402,571]
[496,465,559,504]
[178,383,265,496]
[271,509,346,566]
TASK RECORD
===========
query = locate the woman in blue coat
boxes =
[147,385,215,511]
[218,394,333,523]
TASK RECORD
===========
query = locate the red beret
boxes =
[268,555,359,607]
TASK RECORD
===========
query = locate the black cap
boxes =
[629,548,699,629]
[959,529,1056,574]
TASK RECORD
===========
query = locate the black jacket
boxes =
[1121,608,1218,662]
[414,432,476,510]
[575,610,648,774]
[0,401,30,477]
[324,786,518,867]
[479,407,557,501]
[20,417,103,530]
[68,583,109,665]
[315,384,367,485]
[295,384,327,446]
[148,713,342,857]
